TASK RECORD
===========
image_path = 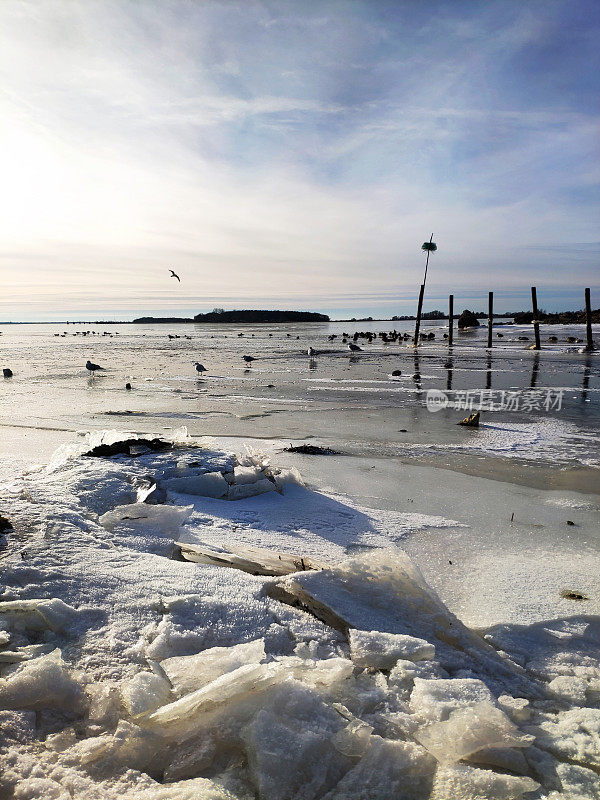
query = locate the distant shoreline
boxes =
[1,308,598,325]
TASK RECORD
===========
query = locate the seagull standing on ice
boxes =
[347,343,362,352]
[194,362,207,375]
[86,360,105,374]
[307,347,316,357]
[169,269,181,282]
[242,355,256,364]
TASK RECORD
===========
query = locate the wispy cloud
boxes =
[0,0,598,320]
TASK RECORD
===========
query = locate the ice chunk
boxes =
[0,630,11,646]
[275,550,531,696]
[121,670,172,717]
[227,479,276,501]
[160,639,266,695]
[66,719,162,775]
[388,660,448,700]
[431,763,539,800]
[242,683,352,800]
[99,503,193,534]
[0,598,79,632]
[0,650,30,663]
[176,542,322,576]
[281,656,354,691]
[497,695,531,723]
[331,716,373,758]
[0,649,82,711]
[415,701,534,763]
[349,629,434,669]
[141,662,287,741]
[165,473,228,498]
[322,736,436,800]
[233,465,264,484]
[273,466,304,489]
[87,682,124,728]
[409,677,494,722]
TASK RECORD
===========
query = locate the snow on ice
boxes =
[0,430,599,798]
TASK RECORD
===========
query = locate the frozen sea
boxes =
[1,320,600,799]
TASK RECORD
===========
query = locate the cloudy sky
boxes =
[0,0,598,321]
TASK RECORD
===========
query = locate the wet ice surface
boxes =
[1,435,600,798]
[1,320,599,473]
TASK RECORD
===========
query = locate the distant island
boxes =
[132,310,329,324]
[193,309,329,323]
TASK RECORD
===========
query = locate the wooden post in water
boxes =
[448,294,454,346]
[413,284,425,345]
[487,291,493,348]
[585,288,594,351]
[531,287,541,350]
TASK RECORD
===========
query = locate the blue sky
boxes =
[0,0,598,320]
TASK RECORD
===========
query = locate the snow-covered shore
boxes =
[1,431,599,799]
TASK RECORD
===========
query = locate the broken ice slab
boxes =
[0,598,79,633]
[99,503,193,534]
[409,677,495,722]
[233,465,264,484]
[176,541,324,576]
[271,550,536,696]
[431,763,539,800]
[164,472,228,498]
[321,736,436,800]
[242,682,354,800]
[415,701,534,764]
[121,670,173,717]
[349,629,435,669]
[0,649,83,712]
[0,650,30,664]
[227,478,277,501]
[140,662,288,742]
[160,639,265,695]
[65,719,163,776]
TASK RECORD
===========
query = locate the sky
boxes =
[0,0,598,321]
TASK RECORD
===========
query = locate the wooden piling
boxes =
[585,288,594,351]
[531,287,541,350]
[448,294,454,346]
[413,283,425,345]
[487,291,493,349]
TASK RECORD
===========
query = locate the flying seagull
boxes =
[169,269,181,282]
[347,343,362,352]
[194,362,207,375]
[86,360,105,374]
[242,355,256,363]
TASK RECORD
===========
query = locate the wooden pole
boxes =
[413,283,425,345]
[487,291,493,348]
[531,286,541,350]
[585,288,593,351]
[448,294,454,346]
